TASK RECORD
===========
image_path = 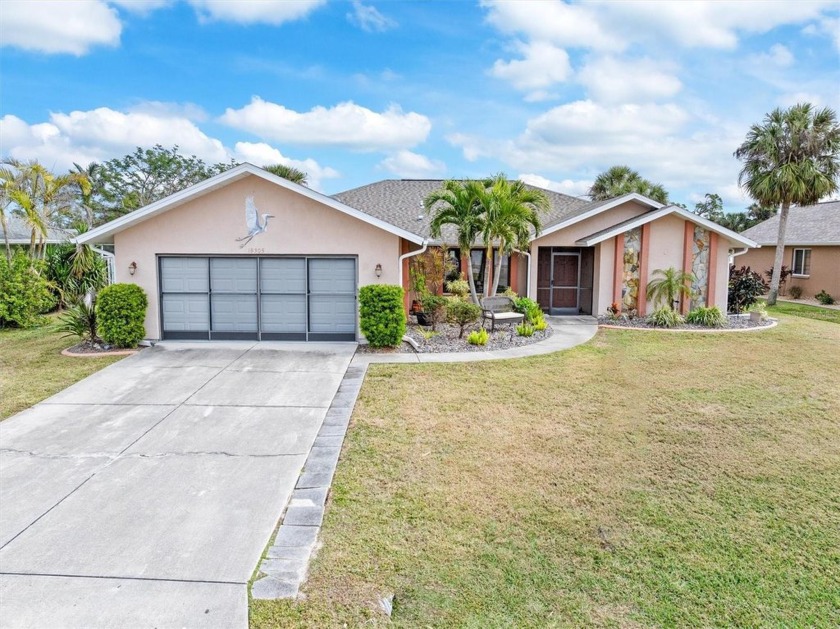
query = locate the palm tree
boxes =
[71,162,102,228]
[2,159,86,258]
[734,103,840,305]
[262,163,308,186]
[589,165,669,204]
[425,179,486,303]
[480,174,549,297]
[646,267,696,311]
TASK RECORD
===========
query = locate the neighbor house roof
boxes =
[575,204,759,249]
[1,214,74,244]
[740,200,840,246]
[76,163,426,245]
[332,179,592,244]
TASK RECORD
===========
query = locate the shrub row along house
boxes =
[736,200,840,300]
[76,164,757,342]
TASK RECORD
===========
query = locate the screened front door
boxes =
[551,253,580,312]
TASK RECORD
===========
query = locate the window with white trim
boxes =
[792,248,811,276]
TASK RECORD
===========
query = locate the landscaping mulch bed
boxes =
[597,314,775,331]
[63,339,141,356]
[358,321,553,354]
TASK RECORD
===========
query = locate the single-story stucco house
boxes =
[1,214,74,246]
[736,200,840,299]
[76,163,757,342]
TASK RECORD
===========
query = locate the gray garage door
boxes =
[159,256,357,341]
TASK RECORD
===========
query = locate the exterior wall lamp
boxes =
[128,261,137,276]
[375,263,382,278]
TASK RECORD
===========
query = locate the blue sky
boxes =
[1,0,838,210]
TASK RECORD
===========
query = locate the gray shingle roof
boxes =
[740,200,840,245]
[331,179,590,245]
[1,214,74,244]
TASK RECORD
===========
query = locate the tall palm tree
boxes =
[734,103,840,305]
[480,174,549,297]
[262,163,308,186]
[589,165,669,204]
[425,179,486,303]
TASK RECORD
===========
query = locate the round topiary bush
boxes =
[97,283,148,347]
[359,284,405,348]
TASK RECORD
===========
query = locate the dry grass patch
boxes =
[251,315,840,628]
[0,316,125,420]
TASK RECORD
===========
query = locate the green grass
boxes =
[251,313,840,628]
[766,300,840,324]
[0,315,125,420]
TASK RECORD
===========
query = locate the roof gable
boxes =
[575,205,759,248]
[77,164,425,245]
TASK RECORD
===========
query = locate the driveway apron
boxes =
[0,341,356,628]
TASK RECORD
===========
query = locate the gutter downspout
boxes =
[513,248,531,299]
[398,240,428,293]
[728,247,752,265]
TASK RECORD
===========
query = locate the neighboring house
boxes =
[1,214,73,246]
[76,163,756,342]
[737,201,840,299]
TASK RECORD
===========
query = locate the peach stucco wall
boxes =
[114,175,401,339]
[737,245,840,299]
[528,201,740,315]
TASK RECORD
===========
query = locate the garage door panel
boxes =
[210,258,257,293]
[308,259,355,294]
[161,294,209,332]
[161,258,208,293]
[261,295,306,333]
[309,295,356,333]
[261,258,306,294]
[211,295,257,332]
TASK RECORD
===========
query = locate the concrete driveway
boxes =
[0,342,356,628]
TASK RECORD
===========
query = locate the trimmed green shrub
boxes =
[512,296,542,324]
[420,294,447,330]
[646,306,685,328]
[516,322,534,337]
[685,305,727,327]
[0,252,56,328]
[96,283,148,347]
[467,328,489,346]
[359,284,406,348]
[788,285,803,300]
[445,278,470,299]
[445,297,481,338]
[815,290,836,305]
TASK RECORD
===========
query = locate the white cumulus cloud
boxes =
[233,141,340,191]
[578,56,682,103]
[0,0,122,55]
[379,150,446,178]
[186,0,325,24]
[490,40,572,96]
[518,174,591,198]
[219,97,432,151]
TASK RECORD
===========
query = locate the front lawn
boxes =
[252,314,840,627]
[766,299,840,324]
[0,317,125,420]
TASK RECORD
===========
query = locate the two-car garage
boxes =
[159,256,358,341]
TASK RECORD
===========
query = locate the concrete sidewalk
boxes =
[0,342,356,628]
[351,317,598,365]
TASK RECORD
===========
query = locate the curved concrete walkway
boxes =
[351,316,598,366]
